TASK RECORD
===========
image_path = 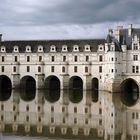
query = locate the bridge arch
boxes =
[92,78,99,102]
[20,76,36,101]
[69,76,83,103]
[120,78,139,106]
[0,75,12,101]
[44,75,60,103]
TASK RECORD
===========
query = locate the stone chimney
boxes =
[108,29,113,36]
[128,24,133,36]
[115,26,123,42]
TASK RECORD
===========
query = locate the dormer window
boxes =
[73,45,79,52]
[26,46,31,52]
[84,45,90,52]
[133,43,138,50]
[38,45,43,52]
[50,45,56,52]
[1,46,6,52]
[62,45,68,52]
[98,44,104,51]
[13,46,19,52]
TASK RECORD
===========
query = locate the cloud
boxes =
[0,0,140,40]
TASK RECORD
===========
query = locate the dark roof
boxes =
[0,39,105,53]
[119,28,140,49]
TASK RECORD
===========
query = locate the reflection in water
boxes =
[69,89,83,103]
[0,75,12,101]
[45,89,60,103]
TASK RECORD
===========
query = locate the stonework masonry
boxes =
[0,24,140,140]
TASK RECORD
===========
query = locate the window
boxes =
[62,118,66,124]
[13,105,16,111]
[74,66,77,72]
[74,118,77,124]
[62,107,65,113]
[38,106,41,112]
[85,66,88,73]
[63,56,66,62]
[1,104,4,111]
[51,117,54,123]
[51,106,54,112]
[111,57,114,61]
[38,66,41,72]
[99,66,102,73]
[13,66,16,72]
[136,112,139,119]
[99,108,102,115]
[133,55,138,61]
[86,56,89,61]
[14,115,17,121]
[39,56,42,62]
[132,112,135,119]
[132,66,135,73]
[74,107,77,113]
[74,56,77,62]
[85,119,88,124]
[26,105,29,111]
[132,66,139,73]
[99,119,102,125]
[85,108,88,114]
[51,56,55,62]
[26,116,29,122]
[136,66,139,73]
[112,69,114,73]
[1,115,3,121]
[134,43,138,50]
[2,56,4,62]
[27,56,30,62]
[1,66,4,72]
[62,45,68,52]
[27,66,30,72]
[62,66,65,73]
[38,116,41,122]
[133,124,138,131]
[99,55,103,62]
[14,56,18,62]
[51,66,54,72]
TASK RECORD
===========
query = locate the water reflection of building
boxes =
[0,24,140,140]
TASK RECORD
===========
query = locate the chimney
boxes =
[128,24,133,36]
[115,26,123,42]
[0,34,2,42]
[108,29,113,36]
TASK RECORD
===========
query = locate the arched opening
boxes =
[92,78,99,102]
[121,79,139,106]
[69,76,83,103]
[0,75,12,101]
[45,76,60,102]
[20,76,36,101]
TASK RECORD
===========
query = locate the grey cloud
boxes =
[0,0,140,26]
[0,0,140,40]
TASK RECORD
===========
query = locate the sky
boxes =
[0,0,140,40]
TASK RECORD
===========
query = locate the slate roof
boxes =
[0,39,105,53]
[119,28,140,49]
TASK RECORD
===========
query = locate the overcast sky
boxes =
[0,0,140,40]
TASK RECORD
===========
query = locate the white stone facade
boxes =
[0,25,140,140]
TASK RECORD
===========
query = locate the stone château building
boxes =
[0,24,140,140]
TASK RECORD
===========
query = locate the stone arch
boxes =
[92,78,99,102]
[0,75,12,101]
[120,78,139,106]
[69,76,83,103]
[20,76,36,101]
[44,75,60,103]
